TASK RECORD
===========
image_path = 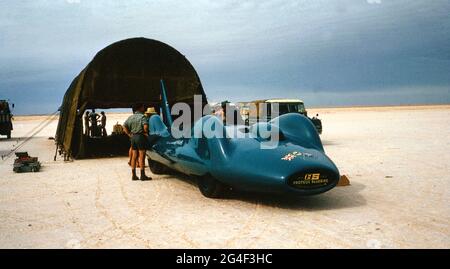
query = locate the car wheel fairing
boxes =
[147,158,167,174]
[197,175,226,198]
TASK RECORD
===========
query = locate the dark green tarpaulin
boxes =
[56,38,207,159]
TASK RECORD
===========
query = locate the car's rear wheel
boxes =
[147,158,167,174]
[7,131,11,139]
[197,175,226,198]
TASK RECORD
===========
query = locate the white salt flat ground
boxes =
[0,105,449,248]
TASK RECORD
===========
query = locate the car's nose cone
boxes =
[214,141,339,194]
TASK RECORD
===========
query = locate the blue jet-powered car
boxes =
[145,81,340,198]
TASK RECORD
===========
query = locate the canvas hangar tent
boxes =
[55,38,207,159]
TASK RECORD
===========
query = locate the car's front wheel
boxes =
[7,131,11,139]
[147,158,167,174]
[197,175,226,198]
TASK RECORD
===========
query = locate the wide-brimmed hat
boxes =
[145,107,157,115]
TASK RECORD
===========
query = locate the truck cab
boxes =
[0,100,14,139]
[244,98,322,134]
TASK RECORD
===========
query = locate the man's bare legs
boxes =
[130,149,149,180]
[128,147,132,166]
[131,149,139,180]
[138,150,145,170]
[139,149,150,180]
[128,146,139,168]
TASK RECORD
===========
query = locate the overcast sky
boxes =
[0,0,449,114]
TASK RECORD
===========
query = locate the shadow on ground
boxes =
[0,136,43,141]
[322,139,340,146]
[231,183,365,211]
[161,170,366,211]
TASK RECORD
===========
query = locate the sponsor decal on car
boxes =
[292,173,329,187]
[281,151,313,161]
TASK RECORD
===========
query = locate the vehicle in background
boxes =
[0,100,14,139]
[242,99,322,134]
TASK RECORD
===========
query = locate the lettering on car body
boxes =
[292,173,329,186]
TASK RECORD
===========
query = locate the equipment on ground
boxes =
[112,122,124,135]
[13,152,41,173]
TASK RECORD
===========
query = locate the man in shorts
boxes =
[123,103,151,181]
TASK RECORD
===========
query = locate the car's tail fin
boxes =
[160,79,173,129]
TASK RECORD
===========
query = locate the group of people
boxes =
[84,109,107,137]
[123,104,157,181]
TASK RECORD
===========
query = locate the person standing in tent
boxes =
[123,103,151,181]
[100,111,107,137]
[84,111,90,136]
[89,109,100,136]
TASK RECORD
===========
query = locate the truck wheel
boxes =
[197,175,225,198]
[147,158,167,174]
[7,131,11,139]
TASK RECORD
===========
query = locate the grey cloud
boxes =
[0,0,449,114]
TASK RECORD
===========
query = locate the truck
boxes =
[0,100,14,139]
[242,99,322,134]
